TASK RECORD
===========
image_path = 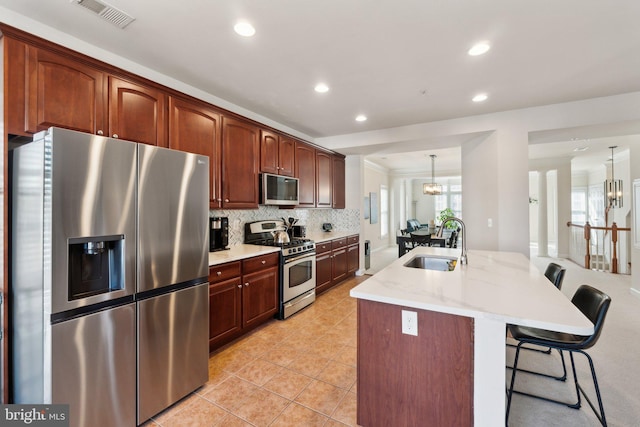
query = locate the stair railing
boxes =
[566,221,631,274]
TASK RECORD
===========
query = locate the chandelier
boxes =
[604,146,623,208]
[423,154,442,195]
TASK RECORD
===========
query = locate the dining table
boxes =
[396,229,447,257]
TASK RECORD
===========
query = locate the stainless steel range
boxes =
[245,220,316,319]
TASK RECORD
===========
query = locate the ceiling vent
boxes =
[71,0,135,29]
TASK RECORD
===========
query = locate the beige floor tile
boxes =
[286,351,330,377]
[306,338,345,359]
[270,402,328,426]
[331,391,358,426]
[317,361,357,390]
[201,376,259,412]
[232,334,279,358]
[262,369,314,400]
[196,370,230,396]
[161,395,228,427]
[324,420,352,427]
[209,347,256,374]
[258,345,299,367]
[214,413,253,426]
[333,345,357,366]
[234,358,283,386]
[232,388,289,426]
[294,379,347,416]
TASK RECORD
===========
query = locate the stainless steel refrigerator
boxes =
[11,127,209,426]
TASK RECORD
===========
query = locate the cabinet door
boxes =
[260,129,279,175]
[295,142,316,207]
[316,252,333,295]
[169,97,222,208]
[332,155,346,209]
[347,244,359,274]
[242,267,278,328]
[278,136,295,176]
[221,116,260,209]
[316,151,332,208]
[209,278,242,349]
[25,46,106,135]
[332,248,348,284]
[109,76,167,146]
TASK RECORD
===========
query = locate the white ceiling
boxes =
[2,0,640,173]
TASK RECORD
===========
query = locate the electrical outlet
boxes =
[488,218,493,228]
[401,310,418,336]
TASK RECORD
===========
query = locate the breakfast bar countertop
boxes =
[350,247,593,335]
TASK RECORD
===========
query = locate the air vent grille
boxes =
[72,0,135,29]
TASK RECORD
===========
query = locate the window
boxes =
[380,185,389,237]
[571,187,587,224]
[434,179,462,220]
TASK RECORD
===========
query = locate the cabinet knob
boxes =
[112,134,119,139]
[261,260,266,264]
[97,130,104,136]
[217,199,222,202]
[244,282,249,287]
[225,199,229,203]
[237,284,242,289]
[216,271,222,276]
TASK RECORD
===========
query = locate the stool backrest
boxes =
[544,262,566,290]
[571,284,611,349]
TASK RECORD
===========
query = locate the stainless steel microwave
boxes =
[261,173,299,205]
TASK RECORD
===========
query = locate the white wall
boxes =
[363,162,390,252]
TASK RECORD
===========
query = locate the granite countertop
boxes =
[208,244,280,266]
[306,230,360,243]
[349,247,593,335]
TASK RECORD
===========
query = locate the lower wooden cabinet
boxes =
[315,234,360,295]
[208,252,279,351]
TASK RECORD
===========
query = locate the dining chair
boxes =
[505,284,611,426]
[410,232,431,247]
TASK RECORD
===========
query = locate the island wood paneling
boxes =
[357,299,474,427]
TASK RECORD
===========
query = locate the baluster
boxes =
[584,222,591,269]
[611,222,618,274]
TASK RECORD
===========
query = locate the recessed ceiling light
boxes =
[234,21,255,37]
[472,93,488,102]
[355,115,367,122]
[314,83,329,93]
[573,146,589,152]
[468,42,491,56]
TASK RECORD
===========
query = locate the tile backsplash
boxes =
[210,206,360,245]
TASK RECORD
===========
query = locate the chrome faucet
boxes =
[443,217,467,265]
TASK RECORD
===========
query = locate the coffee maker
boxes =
[210,217,229,251]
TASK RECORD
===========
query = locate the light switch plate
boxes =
[402,310,418,336]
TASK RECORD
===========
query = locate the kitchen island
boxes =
[349,247,594,427]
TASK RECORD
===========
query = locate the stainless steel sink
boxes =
[403,255,458,271]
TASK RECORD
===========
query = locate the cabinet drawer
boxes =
[347,235,359,245]
[315,242,332,254]
[331,238,347,250]
[209,261,241,284]
[243,252,279,274]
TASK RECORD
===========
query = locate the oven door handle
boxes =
[284,252,316,264]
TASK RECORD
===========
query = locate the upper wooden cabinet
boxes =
[20,44,166,146]
[24,45,106,135]
[332,155,346,209]
[260,130,295,177]
[295,142,316,207]
[316,150,332,208]
[168,96,222,208]
[221,117,260,209]
[109,76,167,146]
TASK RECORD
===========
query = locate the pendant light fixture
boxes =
[423,154,442,195]
[604,146,623,208]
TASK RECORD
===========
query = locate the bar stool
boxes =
[505,284,611,426]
